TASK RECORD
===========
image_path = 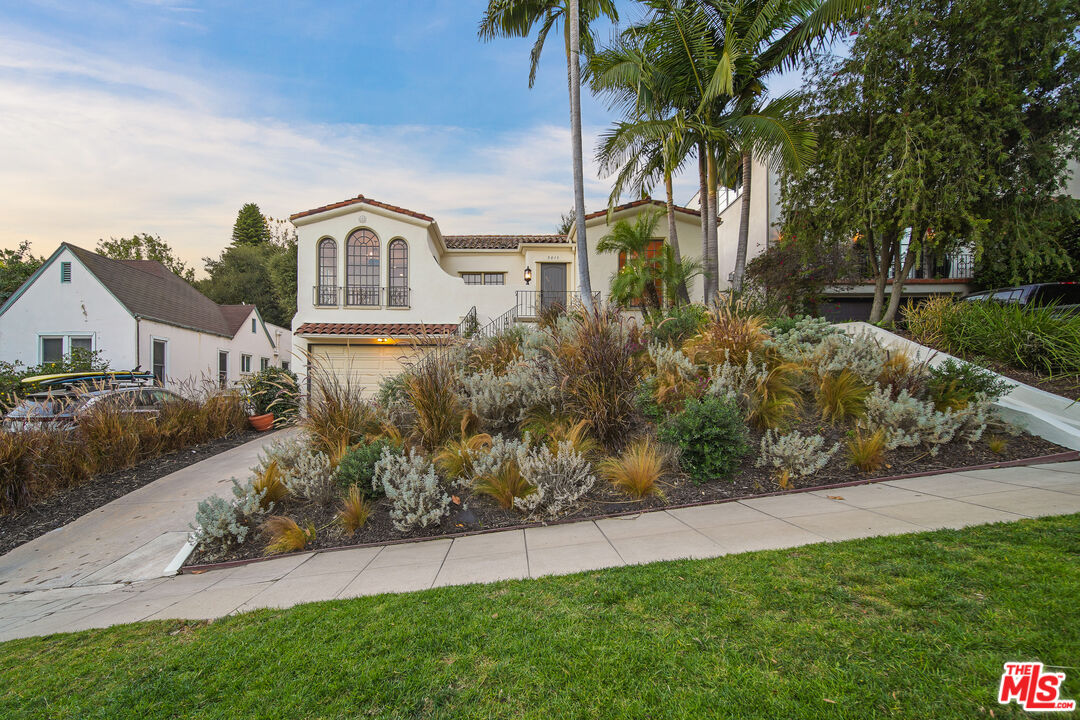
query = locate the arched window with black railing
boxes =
[387,239,408,307]
[346,228,379,306]
[316,238,337,306]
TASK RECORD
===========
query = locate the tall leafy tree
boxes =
[480,0,620,311]
[781,0,1079,323]
[96,233,195,282]
[0,241,44,305]
[231,203,272,246]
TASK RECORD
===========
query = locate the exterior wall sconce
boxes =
[524,266,532,285]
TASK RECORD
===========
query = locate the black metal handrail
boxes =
[515,290,601,318]
[477,305,519,338]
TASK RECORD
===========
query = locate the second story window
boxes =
[346,229,379,306]
[317,238,337,305]
[388,239,408,307]
[461,272,505,285]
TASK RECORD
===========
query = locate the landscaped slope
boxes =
[2,515,1078,719]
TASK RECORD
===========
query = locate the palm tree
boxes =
[596,208,665,313]
[656,243,703,307]
[591,31,696,303]
[696,0,866,293]
[479,0,619,311]
[591,1,819,302]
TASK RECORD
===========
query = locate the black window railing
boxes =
[344,285,380,307]
[312,285,410,308]
[313,285,340,307]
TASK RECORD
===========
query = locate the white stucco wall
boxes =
[714,158,781,291]
[139,319,232,389]
[0,246,137,368]
[293,204,521,330]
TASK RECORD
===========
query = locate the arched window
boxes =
[346,229,379,306]
[387,239,408,307]
[316,238,337,306]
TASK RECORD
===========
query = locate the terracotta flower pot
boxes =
[248,412,274,431]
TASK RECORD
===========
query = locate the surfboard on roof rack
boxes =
[21,371,155,387]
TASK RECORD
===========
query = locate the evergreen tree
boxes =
[231,203,272,246]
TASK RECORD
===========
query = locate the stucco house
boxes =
[0,243,292,388]
[289,194,704,391]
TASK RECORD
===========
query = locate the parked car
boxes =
[963,282,1080,311]
[2,386,181,432]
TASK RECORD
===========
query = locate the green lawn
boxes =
[2,516,1078,719]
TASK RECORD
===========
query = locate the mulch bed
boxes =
[897,331,1080,401]
[187,426,1064,567]
[0,430,261,557]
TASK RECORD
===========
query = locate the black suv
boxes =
[962,282,1080,311]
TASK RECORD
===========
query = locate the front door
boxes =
[539,263,567,311]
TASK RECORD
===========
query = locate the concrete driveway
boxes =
[0,430,290,595]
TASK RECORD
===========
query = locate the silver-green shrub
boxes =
[514,440,595,519]
[283,447,336,505]
[469,434,532,482]
[706,353,768,405]
[765,317,842,361]
[649,343,697,380]
[810,332,888,384]
[375,447,450,531]
[189,478,262,554]
[861,386,993,453]
[461,361,559,429]
[756,430,839,478]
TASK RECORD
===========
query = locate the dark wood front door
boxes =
[539,263,567,311]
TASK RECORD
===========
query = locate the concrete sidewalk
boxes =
[2,459,1078,642]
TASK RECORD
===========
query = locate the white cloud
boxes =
[0,33,699,271]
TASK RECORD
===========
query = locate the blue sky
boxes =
[0,0,803,266]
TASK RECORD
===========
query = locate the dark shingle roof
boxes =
[65,244,255,338]
[442,234,569,250]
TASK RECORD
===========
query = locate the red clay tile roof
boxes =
[583,198,700,221]
[290,195,435,223]
[442,234,568,250]
[295,322,460,337]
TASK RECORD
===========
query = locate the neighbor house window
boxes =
[346,228,379,306]
[251,318,257,333]
[241,354,252,374]
[41,337,63,364]
[69,336,93,354]
[388,239,408,306]
[260,357,269,371]
[317,238,337,305]
[218,351,228,388]
[152,339,167,385]
[281,360,290,371]
[461,272,505,285]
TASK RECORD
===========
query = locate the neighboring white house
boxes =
[289,194,704,392]
[0,243,292,388]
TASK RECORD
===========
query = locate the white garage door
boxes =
[307,344,420,395]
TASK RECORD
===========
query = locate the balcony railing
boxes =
[312,286,411,308]
[515,290,602,318]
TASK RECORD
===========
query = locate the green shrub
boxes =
[336,440,400,497]
[648,304,708,347]
[242,366,300,424]
[904,297,1080,376]
[928,358,1013,410]
[659,396,749,482]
